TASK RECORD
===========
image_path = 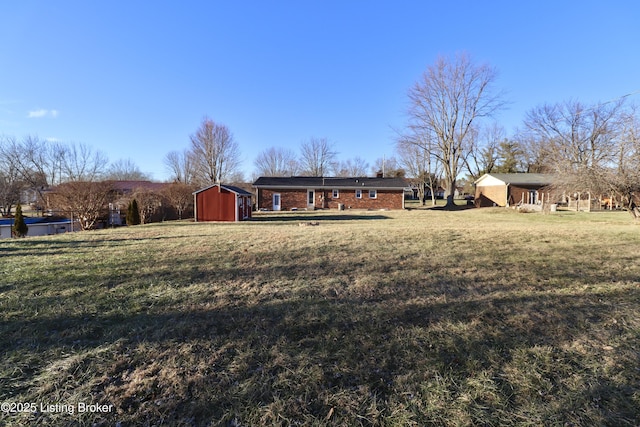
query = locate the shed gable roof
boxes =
[475,173,554,187]
[193,184,253,196]
[253,176,408,189]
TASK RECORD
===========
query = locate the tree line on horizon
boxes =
[2,52,639,222]
[0,136,195,229]
[163,53,640,218]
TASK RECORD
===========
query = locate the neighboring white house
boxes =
[0,217,76,239]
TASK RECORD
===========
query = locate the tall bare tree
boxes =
[524,99,625,194]
[164,149,196,184]
[254,147,299,177]
[406,52,504,208]
[299,137,337,176]
[189,117,241,185]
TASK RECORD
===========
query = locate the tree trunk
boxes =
[624,198,640,222]
[444,179,457,209]
[445,194,456,209]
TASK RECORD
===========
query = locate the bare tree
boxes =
[333,157,369,177]
[524,99,624,195]
[397,136,441,205]
[189,117,241,185]
[372,156,405,177]
[3,136,66,206]
[164,149,196,184]
[464,124,504,180]
[517,130,551,173]
[132,186,163,224]
[106,158,150,181]
[254,147,299,177]
[0,171,23,217]
[162,182,196,220]
[406,52,504,208]
[608,107,640,220]
[47,181,113,230]
[299,137,337,176]
[0,136,26,216]
[61,142,109,182]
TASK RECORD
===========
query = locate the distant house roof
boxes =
[193,183,253,196]
[111,180,167,192]
[475,173,554,187]
[253,176,408,189]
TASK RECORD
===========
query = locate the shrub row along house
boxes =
[45,180,196,230]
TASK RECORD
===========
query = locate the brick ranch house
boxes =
[253,176,408,211]
[474,173,554,208]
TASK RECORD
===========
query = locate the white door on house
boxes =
[307,190,315,209]
[273,193,281,211]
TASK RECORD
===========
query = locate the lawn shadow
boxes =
[3,283,639,426]
[426,204,477,211]
[3,220,640,426]
[252,212,391,222]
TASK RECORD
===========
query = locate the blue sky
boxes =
[1,1,639,181]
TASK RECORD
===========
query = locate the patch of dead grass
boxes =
[1,209,639,425]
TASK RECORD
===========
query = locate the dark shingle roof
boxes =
[220,184,253,196]
[253,176,408,189]
[111,180,167,192]
[193,184,253,196]
[475,173,554,186]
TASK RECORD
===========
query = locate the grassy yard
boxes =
[1,208,639,426]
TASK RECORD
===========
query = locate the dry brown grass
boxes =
[1,208,639,426]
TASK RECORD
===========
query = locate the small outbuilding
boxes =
[193,184,252,222]
[474,173,554,207]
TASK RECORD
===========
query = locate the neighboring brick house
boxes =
[253,176,408,211]
[474,173,554,207]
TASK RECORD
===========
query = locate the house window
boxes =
[369,189,377,199]
[332,189,339,198]
[355,189,362,199]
